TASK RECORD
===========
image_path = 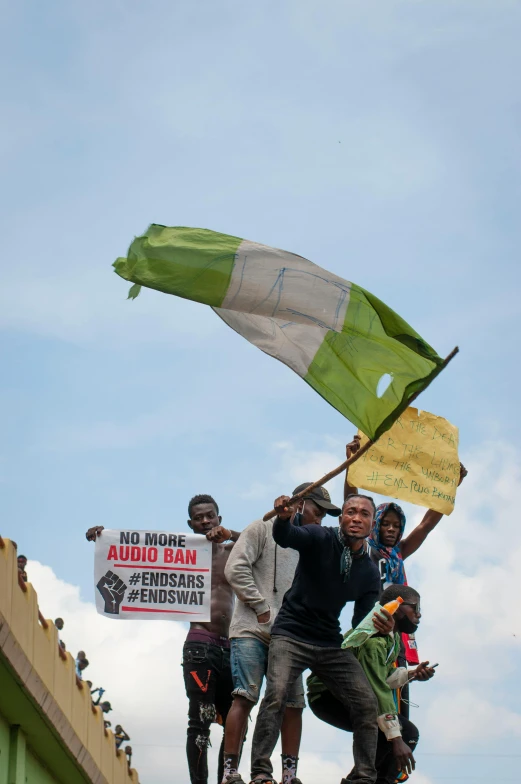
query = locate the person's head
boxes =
[380,583,421,633]
[101,701,112,713]
[78,658,89,671]
[86,680,93,689]
[187,494,221,535]
[372,503,406,549]
[115,724,122,733]
[77,650,86,660]
[55,617,64,631]
[292,483,342,526]
[340,494,375,541]
[17,555,27,569]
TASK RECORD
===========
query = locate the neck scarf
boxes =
[368,502,407,584]
[336,528,364,582]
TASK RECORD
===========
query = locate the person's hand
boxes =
[411,661,436,681]
[205,526,231,543]
[257,610,271,624]
[346,435,361,460]
[392,737,416,775]
[274,495,294,521]
[458,463,468,486]
[86,526,104,542]
[372,608,395,635]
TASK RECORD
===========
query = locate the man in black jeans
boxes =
[182,494,241,784]
[86,493,240,784]
[250,492,393,784]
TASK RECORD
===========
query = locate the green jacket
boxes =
[307,632,403,729]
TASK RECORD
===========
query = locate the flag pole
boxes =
[262,346,459,521]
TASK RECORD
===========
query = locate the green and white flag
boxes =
[114,225,445,440]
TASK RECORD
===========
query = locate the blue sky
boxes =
[2,1,520,782]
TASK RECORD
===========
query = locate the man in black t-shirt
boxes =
[250,492,393,784]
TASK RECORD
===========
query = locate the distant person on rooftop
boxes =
[91,686,106,705]
[55,617,65,649]
[100,700,112,715]
[114,725,130,749]
[17,554,28,582]
[75,651,89,679]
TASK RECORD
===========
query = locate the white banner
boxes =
[94,529,212,621]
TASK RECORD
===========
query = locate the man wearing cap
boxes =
[249,483,392,784]
[221,480,339,784]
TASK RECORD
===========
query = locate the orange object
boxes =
[382,596,403,615]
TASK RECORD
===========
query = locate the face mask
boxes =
[397,616,418,635]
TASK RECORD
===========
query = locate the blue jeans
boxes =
[251,635,378,783]
[231,637,305,707]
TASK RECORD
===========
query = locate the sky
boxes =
[1,0,520,782]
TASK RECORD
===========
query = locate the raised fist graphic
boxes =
[96,570,127,614]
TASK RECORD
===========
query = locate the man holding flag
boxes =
[248,492,394,784]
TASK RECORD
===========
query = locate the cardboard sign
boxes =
[349,407,459,515]
[94,530,212,621]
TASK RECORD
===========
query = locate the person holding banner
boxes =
[249,492,394,784]
[86,493,240,784]
[344,441,467,717]
[345,447,467,590]
[183,494,241,784]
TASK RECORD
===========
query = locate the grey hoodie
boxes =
[225,517,299,643]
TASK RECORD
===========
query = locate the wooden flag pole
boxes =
[262,346,459,522]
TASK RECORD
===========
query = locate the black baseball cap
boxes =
[292,483,342,517]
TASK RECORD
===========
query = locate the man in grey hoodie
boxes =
[221,483,342,784]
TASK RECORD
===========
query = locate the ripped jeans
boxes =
[183,639,233,784]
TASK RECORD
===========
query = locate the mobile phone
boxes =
[430,663,439,668]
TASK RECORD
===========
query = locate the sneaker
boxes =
[249,778,277,784]
[223,775,247,784]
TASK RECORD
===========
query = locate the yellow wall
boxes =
[0,538,139,784]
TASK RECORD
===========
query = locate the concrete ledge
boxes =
[0,537,140,784]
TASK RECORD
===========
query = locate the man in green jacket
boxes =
[307,584,436,783]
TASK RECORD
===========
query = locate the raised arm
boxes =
[400,462,468,559]
[86,526,104,542]
[224,521,270,616]
[344,435,361,501]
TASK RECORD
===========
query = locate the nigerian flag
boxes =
[114,225,444,440]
